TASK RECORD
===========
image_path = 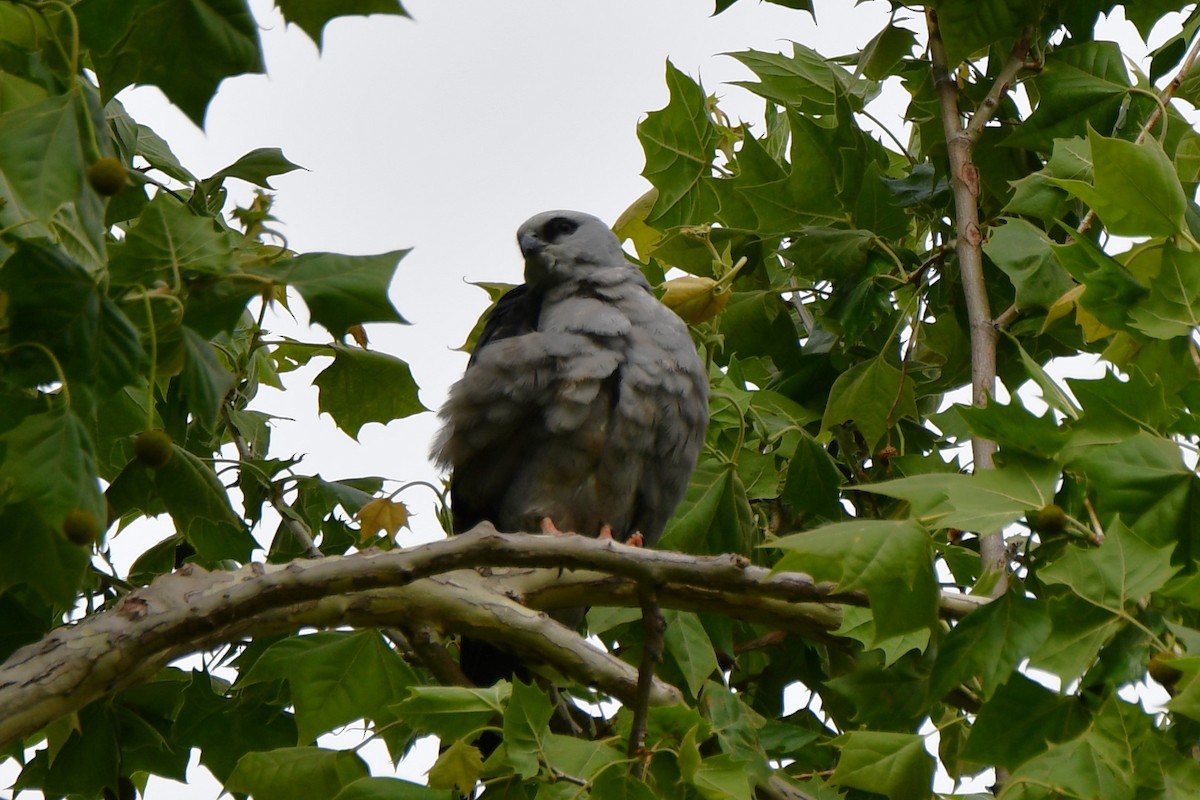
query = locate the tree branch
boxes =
[628,586,664,775]
[0,527,988,750]
[926,9,1010,592]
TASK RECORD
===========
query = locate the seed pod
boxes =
[87,156,129,196]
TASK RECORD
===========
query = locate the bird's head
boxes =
[517,210,629,287]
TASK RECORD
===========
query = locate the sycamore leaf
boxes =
[1129,244,1200,339]
[332,777,450,800]
[80,0,264,127]
[502,680,553,778]
[240,631,418,745]
[662,610,720,697]
[772,520,938,640]
[930,592,1052,701]
[1049,129,1187,237]
[356,497,411,540]
[983,218,1074,310]
[205,147,304,190]
[426,739,483,796]
[314,344,428,438]
[389,685,509,742]
[276,0,409,50]
[1039,520,1177,613]
[638,60,720,228]
[830,731,934,800]
[961,674,1089,770]
[273,250,411,338]
[225,747,368,800]
[821,356,917,449]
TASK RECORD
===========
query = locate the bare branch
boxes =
[926,8,1006,591]
[628,586,665,775]
[0,528,989,749]
[964,28,1034,144]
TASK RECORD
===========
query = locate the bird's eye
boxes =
[544,217,578,240]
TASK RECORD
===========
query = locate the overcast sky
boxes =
[9,1,1176,796]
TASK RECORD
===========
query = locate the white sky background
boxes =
[2,1,1188,797]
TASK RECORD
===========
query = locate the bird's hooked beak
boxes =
[518,231,545,258]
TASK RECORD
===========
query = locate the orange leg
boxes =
[598,524,614,540]
[626,531,644,548]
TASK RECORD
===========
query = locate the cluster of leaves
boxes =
[5,1,1200,799]
[596,0,1200,797]
[0,1,432,798]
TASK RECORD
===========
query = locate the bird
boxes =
[430,209,709,691]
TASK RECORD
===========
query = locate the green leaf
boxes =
[154,447,256,562]
[957,399,1069,460]
[276,0,409,50]
[687,753,756,800]
[274,250,410,337]
[1052,234,1148,333]
[1029,594,1123,683]
[662,610,720,696]
[858,22,918,81]
[205,147,304,189]
[1049,130,1187,237]
[983,218,1074,310]
[80,0,265,127]
[0,92,87,221]
[659,457,756,555]
[0,238,144,393]
[0,504,90,607]
[333,778,450,800]
[389,685,508,742]
[772,520,938,639]
[859,456,1059,536]
[961,673,1089,770]
[0,405,105,528]
[728,42,864,114]
[1128,244,1200,339]
[1000,696,1141,800]
[829,731,934,800]
[1007,42,1135,153]
[638,60,720,228]
[780,433,843,519]
[172,671,298,783]
[821,357,917,449]
[108,194,235,286]
[225,747,368,800]
[1039,520,1176,612]
[426,739,483,796]
[540,734,624,783]
[313,344,428,438]
[1067,432,1196,547]
[180,327,236,429]
[240,631,418,744]
[930,591,1052,701]
[1165,657,1200,721]
[502,680,554,778]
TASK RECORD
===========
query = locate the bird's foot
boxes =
[540,517,575,536]
[597,524,614,541]
[627,531,645,548]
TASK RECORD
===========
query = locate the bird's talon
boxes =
[627,531,645,548]
[598,524,614,541]
[540,517,575,536]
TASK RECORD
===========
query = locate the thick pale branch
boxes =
[0,528,987,749]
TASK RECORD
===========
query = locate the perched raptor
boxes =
[430,209,709,686]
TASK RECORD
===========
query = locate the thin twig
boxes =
[927,8,1009,593]
[221,403,322,559]
[1078,26,1200,234]
[628,586,665,777]
[964,27,1035,144]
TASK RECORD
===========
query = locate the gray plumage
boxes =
[431,210,709,547]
